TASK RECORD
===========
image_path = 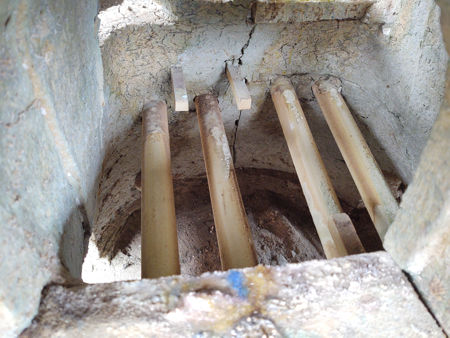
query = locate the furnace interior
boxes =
[1,0,448,335]
[81,0,445,282]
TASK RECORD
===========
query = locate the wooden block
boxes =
[332,213,365,255]
[171,66,189,112]
[226,64,251,110]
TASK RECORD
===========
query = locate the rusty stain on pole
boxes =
[141,100,180,278]
[312,79,399,240]
[271,77,351,259]
[195,94,257,270]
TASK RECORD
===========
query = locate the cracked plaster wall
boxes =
[99,0,446,184]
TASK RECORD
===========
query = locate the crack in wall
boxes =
[238,24,256,65]
[403,271,448,336]
[231,110,242,165]
[229,22,255,165]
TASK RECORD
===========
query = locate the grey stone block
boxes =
[23,252,444,337]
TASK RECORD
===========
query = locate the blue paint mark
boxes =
[227,270,248,298]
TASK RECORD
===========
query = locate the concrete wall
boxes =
[0,0,104,336]
[384,0,450,332]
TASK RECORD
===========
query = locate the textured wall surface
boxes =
[98,0,446,185]
[384,100,449,334]
[24,252,445,337]
[0,0,104,336]
[384,0,450,331]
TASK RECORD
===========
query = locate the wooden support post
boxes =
[195,94,257,270]
[332,213,365,255]
[226,64,252,110]
[312,79,399,240]
[141,101,180,278]
[271,77,356,259]
[171,66,189,112]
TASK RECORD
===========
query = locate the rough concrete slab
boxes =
[24,252,444,337]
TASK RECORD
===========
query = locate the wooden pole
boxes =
[333,213,365,255]
[141,100,180,278]
[271,77,352,259]
[312,79,399,240]
[195,94,257,270]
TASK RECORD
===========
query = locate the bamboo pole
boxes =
[271,77,351,259]
[312,79,399,240]
[141,100,180,278]
[333,213,365,255]
[195,94,257,270]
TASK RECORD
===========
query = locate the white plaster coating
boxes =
[211,126,233,178]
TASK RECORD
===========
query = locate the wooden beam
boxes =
[141,100,180,278]
[312,79,399,240]
[195,94,257,270]
[333,213,365,255]
[226,64,251,110]
[271,77,351,259]
[171,66,189,112]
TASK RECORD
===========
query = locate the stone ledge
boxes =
[22,252,444,337]
[252,0,375,23]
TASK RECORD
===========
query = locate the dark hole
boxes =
[4,15,11,27]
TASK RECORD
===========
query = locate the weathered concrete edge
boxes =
[384,0,450,332]
[253,0,375,24]
[22,252,444,336]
